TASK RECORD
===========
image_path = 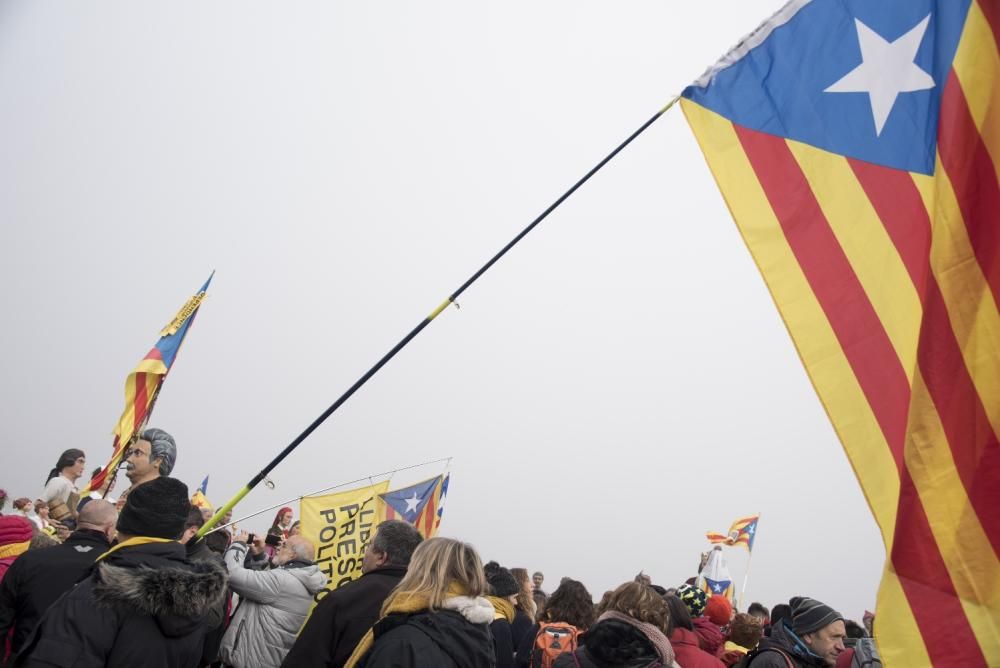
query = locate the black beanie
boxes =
[790,596,843,635]
[117,477,190,540]
[484,561,519,598]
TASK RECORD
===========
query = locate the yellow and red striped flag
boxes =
[681,1,999,665]
[82,274,213,497]
[706,515,760,552]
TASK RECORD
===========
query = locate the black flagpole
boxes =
[199,97,679,537]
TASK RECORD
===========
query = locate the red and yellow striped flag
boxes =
[82,274,213,497]
[681,1,999,665]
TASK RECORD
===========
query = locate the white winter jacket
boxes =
[219,542,328,668]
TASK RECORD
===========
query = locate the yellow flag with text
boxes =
[300,481,389,605]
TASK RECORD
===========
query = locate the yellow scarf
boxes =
[0,541,29,560]
[488,596,515,623]
[344,583,468,668]
[724,640,749,655]
[96,536,174,562]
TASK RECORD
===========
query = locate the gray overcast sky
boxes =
[0,1,882,619]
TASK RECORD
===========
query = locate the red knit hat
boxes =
[705,595,734,626]
[0,515,34,559]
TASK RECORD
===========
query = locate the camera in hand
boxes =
[246,533,256,544]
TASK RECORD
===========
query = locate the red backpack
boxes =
[531,622,581,668]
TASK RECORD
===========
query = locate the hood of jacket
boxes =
[393,596,495,666]
[93,541,228,638]
[669,627,702,650]
[753,621,829,667]
[282,559,328,596]
[584,618,661,667]
[692,615,724,654]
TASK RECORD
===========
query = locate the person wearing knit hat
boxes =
[789,597,843,637]
[484,561,518,668]
[705,595,734,627]
[0,515,34,582]
[116,476,191,540]
[743,596,846,667]
[16,477,228,668]
[664,594,726,668]
[677,584,724,656]
[677,583,709,617]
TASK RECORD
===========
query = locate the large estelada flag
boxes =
[706,514,760,552]
[82,274,213,497]
[378,475,446,539]
[681,1,999,665]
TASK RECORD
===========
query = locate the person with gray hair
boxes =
[281,519,424,668]
[220,532,327,668]
[122,428,176,497]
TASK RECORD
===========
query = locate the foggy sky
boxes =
[0,1,883,620]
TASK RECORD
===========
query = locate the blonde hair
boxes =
[511,568,537,620]
[380,537,487,615]
[596,582,671,634]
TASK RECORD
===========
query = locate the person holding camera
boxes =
[242,531,285,571]
[219,531,327,668]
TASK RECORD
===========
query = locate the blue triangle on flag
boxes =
[705,578,731,595]
[380,476,441,523]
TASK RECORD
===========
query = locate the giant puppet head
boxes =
[125,428,176,486]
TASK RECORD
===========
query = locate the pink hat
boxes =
[705,595,734,626]
[0,515,34,559]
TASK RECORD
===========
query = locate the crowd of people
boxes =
[0,434,879,668]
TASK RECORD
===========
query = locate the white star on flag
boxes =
[404,493,421,514]
[824,14,935,136]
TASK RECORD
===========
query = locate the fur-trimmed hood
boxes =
[440,595,495,625]
[93,545,228,637]
[370,596,495,667]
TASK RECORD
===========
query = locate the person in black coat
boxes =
[181,507,229,668]
[509,568,537,652]
[360,599,496,668]
[13,478,228,668]
[281,520,423,668]
[345,537,496,668]
[0,500,117,658]
[484,561,520,668]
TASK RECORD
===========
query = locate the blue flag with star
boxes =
[683,0,972,175]
[380,476,441,523]
[705,578,733,598]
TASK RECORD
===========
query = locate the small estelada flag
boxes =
[378,475,446,539]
